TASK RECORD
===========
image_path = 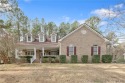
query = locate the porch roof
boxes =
[16,42,59,48]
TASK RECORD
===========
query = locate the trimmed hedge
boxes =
[92,55,100,63]
[42,56,58,63]
[71,55,77,63]
[60,55,66,63]
[102,55,113,63]
[81,55,88,63]
[22,56,32,63]
[42,57,49,63]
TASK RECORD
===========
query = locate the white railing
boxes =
[44,55,59,56]
[30,55,36,63]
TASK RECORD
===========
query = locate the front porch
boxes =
[15,47,59,63]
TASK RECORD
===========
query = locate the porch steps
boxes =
[33,59,40,63]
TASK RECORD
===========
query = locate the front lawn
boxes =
[0,63,125,83]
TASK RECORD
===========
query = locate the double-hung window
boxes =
[93,45,98,55]
[27,33,32,42]
[69,46,74,55]
[39,33,45,42]
[51,34,57,42]
[91,45,101,55]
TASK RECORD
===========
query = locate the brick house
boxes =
[15,24,110,63]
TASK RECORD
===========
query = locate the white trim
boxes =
[38,33,45,42]
[42,47,44,56]
[124,53,125,60]
[68,45,74,56]
[84,24,109,42]
[59,42,61,55]
[51,34,57,42]
[34,47,36,59]
[15,49,20,59]
[93,45,98,55]
[59,25,82,41]
[59,23,109,42]
[26,34,32,42]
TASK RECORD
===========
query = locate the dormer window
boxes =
[51,33,57,42]
[38,32,45,42]
[26,33,32,42]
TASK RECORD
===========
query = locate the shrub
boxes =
[42,56,49,63]
[102,55,113,63]
[55,58,59,63]
[81,55,88,63]
[60,55,66,63]
[50,56,56,63]
[71,55,77,63]
[42,56,59,63]
[92,55,100,63]
[25,56,32,63]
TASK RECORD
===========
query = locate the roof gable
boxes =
[59,23,109,42]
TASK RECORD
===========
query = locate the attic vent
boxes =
[81,30,87,34]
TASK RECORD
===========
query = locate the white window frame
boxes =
[51,34,57,42]
[69,45,74,56]
[26,51,34,56]
[38,34,45,42]
[93,45,98,55]
[27,34,32,42]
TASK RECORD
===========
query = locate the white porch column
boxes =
[59,42,61,55]
[15,49,19,59]
[34,47,36,59]
[124,53,125,60]
[42,47,44,56]
[30,58,32,64]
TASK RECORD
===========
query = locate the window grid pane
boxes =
[26,51,34,55]
[28,36,31,41]
[69,47,74,55]
[40,35,43,41]
[52,35,56,42]
[93,46,98,55]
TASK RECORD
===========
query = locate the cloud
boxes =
[114,3,124,8]
[99,21,108,26]
[78,19,86,24]
[62,16,70,22]
[91,3,124,19]
[91,8,117,18]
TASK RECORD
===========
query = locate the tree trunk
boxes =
[17,22,20,42]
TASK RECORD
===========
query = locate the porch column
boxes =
[42,47,44,56]
[124,53,125,60]
[15,49,19,59]
[34,47,36,59]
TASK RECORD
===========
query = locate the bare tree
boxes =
[0,29,16,63]
[113,43,125,62]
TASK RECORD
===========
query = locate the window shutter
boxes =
[67,46,69,56]
[98,46,101,55]
[91,46,93,56]
[74,46,76,55]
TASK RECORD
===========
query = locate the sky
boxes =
[17,0,125,43]
[0,0,124,42]
[18,0,123,24]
